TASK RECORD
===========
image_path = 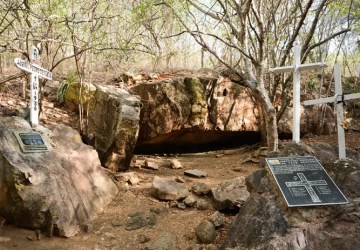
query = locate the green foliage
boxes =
[56,72,75,103]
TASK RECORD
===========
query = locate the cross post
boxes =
[269,41,327,143]
[14,46,52,128]
[303,63,360,160]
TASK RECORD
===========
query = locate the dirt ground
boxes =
[0,71,360,250]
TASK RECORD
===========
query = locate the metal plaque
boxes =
[14,132,48,153]
[266,156,348,207]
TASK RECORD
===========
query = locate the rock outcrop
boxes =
[66,82,141,171]
[131,76,336,153]
[0,116,118,237]
[131,76,261,152]
[220,143,360,250]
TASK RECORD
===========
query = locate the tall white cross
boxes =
[304,63,360,160]
[14,46,52,127]
[268,42,327,143]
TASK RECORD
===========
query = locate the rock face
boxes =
[131,77,261,152]
[66,83,141,171]
[211,177,250,210]
[131,76,336,152]
[0,116,118,237]
[221,143,360,250]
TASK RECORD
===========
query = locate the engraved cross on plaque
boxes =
[304,63,360,160]
[268,41,327,143]
[285,173,327,203]
[14,46,52,127]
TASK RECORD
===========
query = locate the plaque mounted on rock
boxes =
[14,131,48,153]
[266,156,348,207]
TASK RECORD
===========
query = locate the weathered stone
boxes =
[211,177,250,210]
[138,234,150,244]
[125,211,156,231]
[176,202,186,210]
[192,183,211,195]
[145,160,160,170]
[131,77,261,152]
[0,117,118,237]
[152,176,189,201]
[116,172,140,185]
[232,166,243,172]
[150,206,168,215]
[245,169,273,194]
[184,195,197,207]
[221,143,360,250]
[65,82,97,111]
[196,199,210,210]
[66,83,141,171]
[184,169,208,178]
[209,211,225,228]
[343,170,360,197]
[220,193,288,249]
[195,220,216,244]
[170,159,183,169]
[131,76,335,152]
[147,232,176,250]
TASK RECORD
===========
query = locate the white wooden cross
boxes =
[304,63,360,160]
[14,46,52,127]
[269,41,327,143]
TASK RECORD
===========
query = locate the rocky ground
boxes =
[0,70,359,250]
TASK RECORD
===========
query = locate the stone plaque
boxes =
[14,131,48,153]
[266,156,348,207]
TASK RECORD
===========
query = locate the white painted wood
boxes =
[14,49,52,128]
[303,96,336,106]
[30,74,39,127]
[269,42,327,143]
[14,58,52,80]
[293,42,301,143]
[303,63,360,160]
[304,93,360,106]
[298,62,327,71]
[268,65,295,73]
[334,64,346,160]
[31,46,39,61]
[343,93,360,101]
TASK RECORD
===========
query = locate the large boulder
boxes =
[66,82,141,171]
[0,116,118,237]
[130,76,336,152]
[131,77,261,152]
[221,143,360,250]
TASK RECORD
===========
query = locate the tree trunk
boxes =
[253,86,279,152]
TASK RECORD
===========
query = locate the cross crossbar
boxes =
[304,93,360,106]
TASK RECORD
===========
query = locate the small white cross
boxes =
[304,63,360,160]
[269,42,327,143]
[14,46,52,127]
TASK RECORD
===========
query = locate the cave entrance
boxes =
[134,130,262,154]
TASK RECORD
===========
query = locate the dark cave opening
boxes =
[134,130,262,154]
